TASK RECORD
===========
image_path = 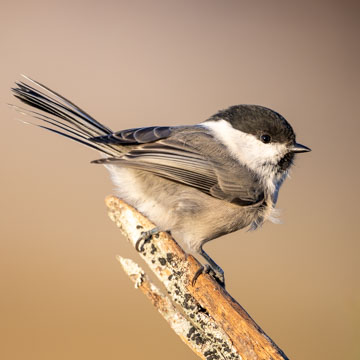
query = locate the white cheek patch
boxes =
[202,119,286,167]
[202,119,288,192]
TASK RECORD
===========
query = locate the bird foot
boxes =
[192,264,225,287]
[135,227,160,252]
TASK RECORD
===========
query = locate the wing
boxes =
[93,128,264,205]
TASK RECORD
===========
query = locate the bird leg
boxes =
[135,227,160,252]
[192,248,225,287]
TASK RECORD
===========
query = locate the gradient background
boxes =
[1,1,359,359]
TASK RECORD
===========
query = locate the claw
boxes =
[192,247,226,287]
[192,264,209,286]
[135,227,160,252]
[192,264,225,287]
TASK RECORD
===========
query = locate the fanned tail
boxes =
[11,76,120,156]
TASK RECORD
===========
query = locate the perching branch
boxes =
[106,195,289,360]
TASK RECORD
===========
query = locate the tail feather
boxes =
[11,76,120,156]
[16,76,113,135]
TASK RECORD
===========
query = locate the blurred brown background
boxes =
[1,0,359,359]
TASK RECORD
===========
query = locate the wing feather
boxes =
[92,126,173,144]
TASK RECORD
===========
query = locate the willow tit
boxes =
[12,77,310,285]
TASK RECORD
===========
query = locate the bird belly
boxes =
[105,165,265,252]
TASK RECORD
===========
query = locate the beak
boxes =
[290,143,311,153]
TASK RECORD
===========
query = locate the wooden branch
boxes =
[117,256,208,359]
[106,195,289,360]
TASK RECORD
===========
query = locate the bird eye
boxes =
[260,134,271,144]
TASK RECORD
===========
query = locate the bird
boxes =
[11,76,311,286]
